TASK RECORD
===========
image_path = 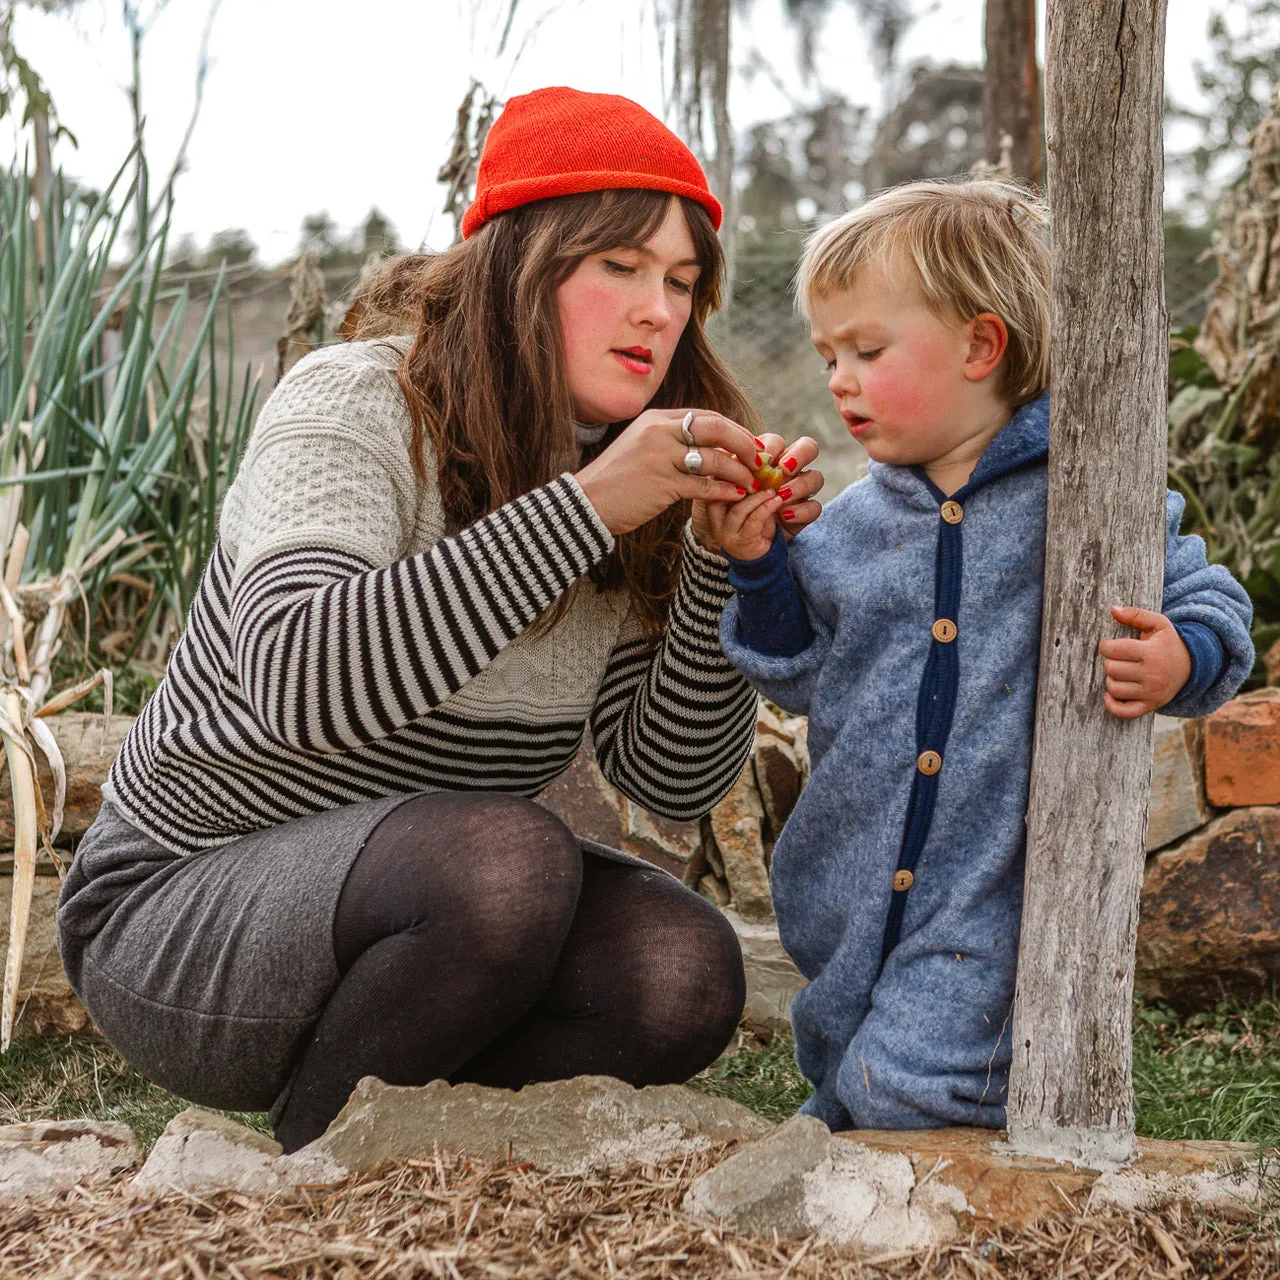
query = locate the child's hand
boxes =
[758,432,824,539]
[718,489,784,561]
[1098,605,1192,719]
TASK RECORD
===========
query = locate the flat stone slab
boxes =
[0,1119,139,1203]
[684,1118,1268,1252]
[300,1075,774,1179]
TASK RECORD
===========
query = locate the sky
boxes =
[2,0,1216,265]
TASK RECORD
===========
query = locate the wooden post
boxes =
[1005,0,1169,1167]
[983,0,1042,186]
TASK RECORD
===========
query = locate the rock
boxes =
[755,737,801,837]
[724,908,807,1037]
[684,1123,1268,1248]
[299,1075,773,1178]
[1136,807,1280,1008]
[1090,1139,1267,1219]
[1147,715,1210,851]
[698,873,731,908]
[1204,689,1280,806]
[683,1115,968,1252]
[132,1109,295,1198]
[709,769,773,923]
[538,739,700,875]
[0,874,93,1036]
[0,1119,139,1202]
[0,712,133,846]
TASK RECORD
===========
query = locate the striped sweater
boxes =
[104,338,758,855]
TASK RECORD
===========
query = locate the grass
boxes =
[0,1033,269,1149]
[2,997,1277,1153]
[1134,997,1280,1147]
[693,997,1280,1151]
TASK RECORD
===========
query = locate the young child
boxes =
[716,180,1255,1132]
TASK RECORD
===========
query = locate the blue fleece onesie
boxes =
[719,395,1254,1132]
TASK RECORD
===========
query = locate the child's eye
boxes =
[857,348,883,361]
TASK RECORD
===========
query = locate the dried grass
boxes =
[1,1144,1276,1280]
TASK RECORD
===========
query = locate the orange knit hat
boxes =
[461,86,723,239]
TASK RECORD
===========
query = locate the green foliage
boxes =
[1167,327,1279,681]
[0,150,260,672]
[690,1030,813,1122]
[1134,998,1280,1148]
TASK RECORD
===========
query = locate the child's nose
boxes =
[828,363,858,396]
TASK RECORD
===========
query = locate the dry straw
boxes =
[0,1145,1275,1279]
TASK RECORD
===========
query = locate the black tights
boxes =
[272,793,746,1152]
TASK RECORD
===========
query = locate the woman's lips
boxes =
[612,348,654,375]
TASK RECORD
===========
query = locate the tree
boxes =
[360,207,400,259]
[737,94,871,240]
[205,227,257,269]
[1007,0,1169,1166]
[863,62,986,194]
[983,0,1041,186]
[1167,0,1280,222]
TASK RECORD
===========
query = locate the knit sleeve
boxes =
[589,524,758,820]
[1159,489,1254,719]
[231,476,613,753]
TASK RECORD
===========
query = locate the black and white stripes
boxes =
[106,478,757,854]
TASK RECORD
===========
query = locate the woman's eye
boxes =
[603,259,635,276]
[667,277,694,295]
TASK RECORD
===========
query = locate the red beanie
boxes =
[461,86,722,239]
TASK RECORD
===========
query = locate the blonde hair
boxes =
[796,179,1051,406]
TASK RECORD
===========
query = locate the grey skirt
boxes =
[56,794,657,1116]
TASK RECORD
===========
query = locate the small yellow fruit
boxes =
[754,450,787,492]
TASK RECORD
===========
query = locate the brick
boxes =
[1204,689,1280,806]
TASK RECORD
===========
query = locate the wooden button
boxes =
[917,750,942,776]
[931,618,957,643]
[940,500,964,524]
[893,870,915,892]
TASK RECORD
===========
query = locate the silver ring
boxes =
[683,448,704,475]
[681,411,696,446]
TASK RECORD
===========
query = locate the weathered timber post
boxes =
[1006,0,1169,1167]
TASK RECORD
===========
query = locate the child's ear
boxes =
[964,312,1009,382]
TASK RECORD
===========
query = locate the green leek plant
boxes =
[0,152,259,1047]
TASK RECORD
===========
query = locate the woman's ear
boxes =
[964,312,1009,382]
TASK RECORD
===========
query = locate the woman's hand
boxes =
[575,408,760,537]
[695,433,825,554]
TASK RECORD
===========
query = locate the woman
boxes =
[56,86,824,1152]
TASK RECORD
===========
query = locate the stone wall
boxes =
[4,690,1277,1041]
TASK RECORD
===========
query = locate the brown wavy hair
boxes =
[347,189,761,636]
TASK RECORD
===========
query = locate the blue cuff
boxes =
[1174,621,1226,706]
[725,528,813,658]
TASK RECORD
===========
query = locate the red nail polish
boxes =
[781,509,795,521]
[778,486,792,501]
[752,479,761,491]
[735,486,746,496]
[754,437,765,449]
[755,453,763,468]
[783,457,799,473]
